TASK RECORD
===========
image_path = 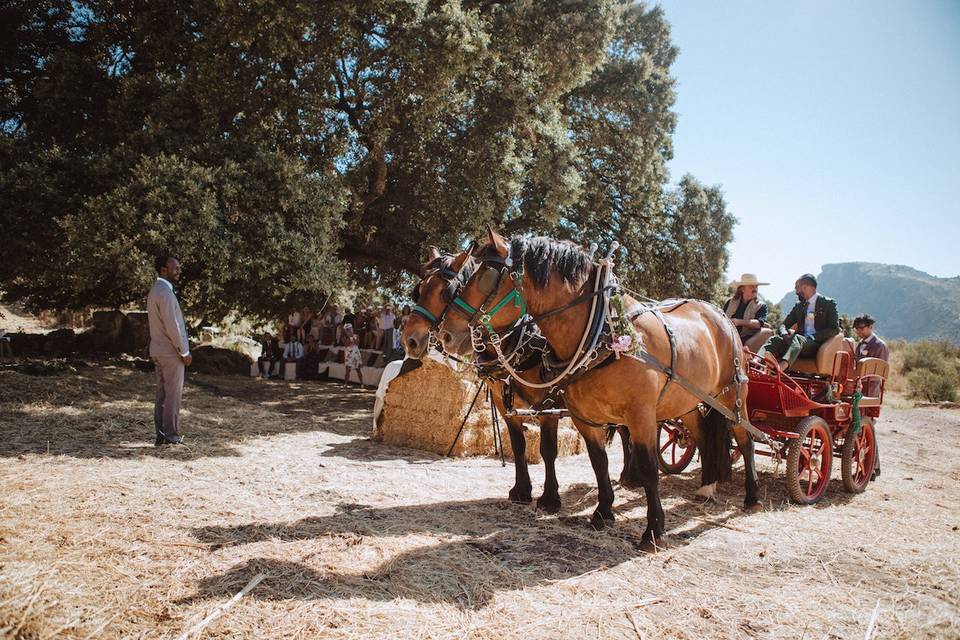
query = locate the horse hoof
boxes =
[639,531,668,553]
[590,510,615,530]
[743,501,763,514]
[508,487,532,504]
[536,495,561,514]
[695,482,717,500]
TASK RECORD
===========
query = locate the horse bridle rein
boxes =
[411,255,478,327]
[451,246,528,336]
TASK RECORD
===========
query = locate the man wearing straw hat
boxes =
[723,273,770,345]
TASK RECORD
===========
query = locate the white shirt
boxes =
[283,341,304,360]
[858,333,876,356]
[803,293,819,337]
[380,312,396,330]
[156,277,174,292]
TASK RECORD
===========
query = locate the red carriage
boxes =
[657,334,889,504]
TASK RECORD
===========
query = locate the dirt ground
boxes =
[1,363,958,639]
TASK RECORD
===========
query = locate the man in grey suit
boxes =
[147,254,192,445]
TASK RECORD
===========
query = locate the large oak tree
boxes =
[1,0,734,319]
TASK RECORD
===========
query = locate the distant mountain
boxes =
[775,263,960,342]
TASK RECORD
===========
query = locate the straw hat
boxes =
[729,273,769,289]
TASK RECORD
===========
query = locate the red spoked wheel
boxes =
[841,418,876,493]
[657,421,696,474]
[786,416,834,504]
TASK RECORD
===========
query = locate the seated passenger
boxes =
[723,273,769,343]
[853,313,889,364]
[760,273,839,371]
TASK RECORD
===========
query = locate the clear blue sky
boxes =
[657,0,960,302]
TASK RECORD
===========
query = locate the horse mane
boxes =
[506,236,595,290]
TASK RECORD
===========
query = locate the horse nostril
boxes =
[438,330,452,346]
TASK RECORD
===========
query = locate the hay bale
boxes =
[379,358,583,463]
[124,311,150,355]
[43,328,76,356]
[7,332,46,356]
[188,346,253,376]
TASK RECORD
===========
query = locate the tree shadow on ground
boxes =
[0,364,377,461]
[183,482,774,610]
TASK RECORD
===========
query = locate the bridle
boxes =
[450,244,528,337]
[410,255,477,327]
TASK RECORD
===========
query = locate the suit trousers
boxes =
[154,356,185,441]
[762,333,820,366]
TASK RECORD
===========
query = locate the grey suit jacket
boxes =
[148,279,190,358]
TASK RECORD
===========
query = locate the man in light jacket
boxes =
[147,254,192,445]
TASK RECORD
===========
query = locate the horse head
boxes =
[439,226,525,352]
[402,246,474,359]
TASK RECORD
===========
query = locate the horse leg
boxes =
[695,409,730,500]
[575,419,615,529]
[628,408,666,551]
[536,416,562,513]
[733,424,762,511]
[504,416,533,504]
[616,425,641,489]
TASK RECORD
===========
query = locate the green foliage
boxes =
[899,340,960,374]
[763,297,783,329]
[898,340,960,402]
[839,314,853,338]
[1,0,735,318]
[907,369,958,403]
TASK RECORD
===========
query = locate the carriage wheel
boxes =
[841,418,876,493]
[657,422,696,474]
[786,416,833,504]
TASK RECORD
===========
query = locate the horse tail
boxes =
[605,425,620,446]
[701,408,733,483]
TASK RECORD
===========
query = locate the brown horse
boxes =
[402,248,565,511]
[402,248,635,512]
[437,230,761,550]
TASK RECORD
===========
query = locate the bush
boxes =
[907,369,958,402]
[899,340,960,374]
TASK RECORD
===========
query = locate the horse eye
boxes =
[442,288,452,303]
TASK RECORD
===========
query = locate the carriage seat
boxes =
[788,333,855,377]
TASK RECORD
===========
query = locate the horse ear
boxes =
[486,225,508,258]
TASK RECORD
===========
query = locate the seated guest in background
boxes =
[353,308,367,348]
[302,334,322,380]
[282,334,305,378]
[329,306,342,345]
[760,274,840,370]
[853,313,889,364]
[297,305,313,342]
[288,307,301,337]
[258,332,281,379]
[342,307,356,331]
[308,310,322,342]
[366,307,380,350]
[340,322,356,346]
[723,273,769,343]
[379,304,397,355]
[320,308,335,344]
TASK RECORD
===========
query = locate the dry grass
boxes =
[0,363,958,639]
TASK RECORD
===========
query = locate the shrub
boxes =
[907,369,958,403]
[899,340,960,374]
